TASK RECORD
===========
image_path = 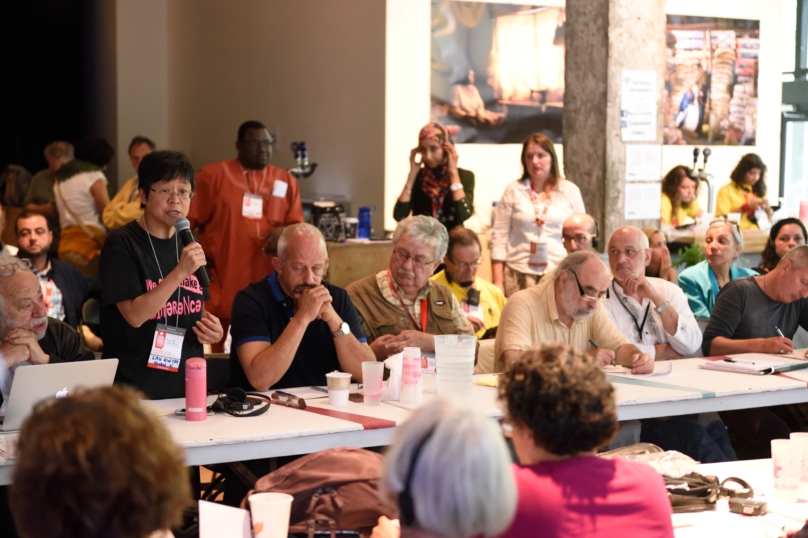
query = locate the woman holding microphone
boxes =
[100,150,223,400]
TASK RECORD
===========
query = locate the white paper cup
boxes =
[328,389,349,406]
[249,492,293,538]
[772,439,803,502]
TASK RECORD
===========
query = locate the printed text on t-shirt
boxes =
[145,275,204,320]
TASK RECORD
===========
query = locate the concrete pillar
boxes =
[564,0,666,246]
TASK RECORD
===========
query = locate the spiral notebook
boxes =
[699,355,808,376]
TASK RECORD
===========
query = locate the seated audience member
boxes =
[715,153,769,230]
[103,136,155,230]
[431,227,505,338]
[371,398,516,538]
[494,250,653,374]
[0,205,18,257]
[754,218,807,275]
[660,165,701,227]
[230,223,373,391]
[562,213,599,254]
[704,246,808,456]
[16,211,100,331]
[496,344,674,538]
[54,135,113,271]
[605,227,701,360]
[99,151,223,400]
[605,227,734,463]
[347,216,474,360]
[24,141,72,252]
[10,386,190,538]
[0,255,95,408]
[678,219,755,318]
[643,227,677,283]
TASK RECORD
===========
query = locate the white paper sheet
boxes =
[625,182,662,219]
[199,500,252,538]
[603,361,673,378]
[620,70,657,142]
[625,144,662,181]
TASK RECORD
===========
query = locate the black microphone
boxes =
[692,147,700,169]
[173,217,210,288]
[702,148,711,169]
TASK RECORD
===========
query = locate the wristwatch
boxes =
[332,321,350,339]
[654,301,671,314]
[450,183,464,192]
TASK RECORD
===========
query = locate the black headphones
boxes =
[398,427,437,528]
[592,217,600,249]
[209,387,271,417]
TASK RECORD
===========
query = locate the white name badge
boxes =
[242,193,263,220]
[462,301,485,322]
[528,241,548,271]
[147,324,186,373]
[272,180,288,198]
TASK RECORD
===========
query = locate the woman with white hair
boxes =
[371,398,517,538]
[678,219,756,318]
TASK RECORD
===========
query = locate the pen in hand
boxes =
[590,339,616,367]
[776,326,786,338]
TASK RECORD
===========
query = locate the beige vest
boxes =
[347,275,457,342]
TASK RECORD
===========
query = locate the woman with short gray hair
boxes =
[372,398,517,538]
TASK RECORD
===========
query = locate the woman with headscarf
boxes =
[753,218,807,275]
[393,123,474,231]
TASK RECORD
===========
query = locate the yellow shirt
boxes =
[660,193,701,226]
[493,276,629,372]
[715,182,760,230]
[103,177,144,230]
[431,270,506,339]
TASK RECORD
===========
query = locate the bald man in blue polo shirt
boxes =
[229,223,375,391]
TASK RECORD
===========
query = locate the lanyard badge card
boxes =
[242,193,263,219]
[148,324,186,372]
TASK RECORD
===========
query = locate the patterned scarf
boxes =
[418,122,452,217]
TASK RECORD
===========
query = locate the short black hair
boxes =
[15,210,50,234]
[73,135,114,168]
[138,151,195,202]
[237,121,267,142]
[128,136,156,154]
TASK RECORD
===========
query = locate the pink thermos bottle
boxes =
[185,358,207,421]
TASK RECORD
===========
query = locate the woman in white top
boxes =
[54,135,111,273]
[491,133,585,297]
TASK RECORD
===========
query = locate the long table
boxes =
[1,358,807,486]
[674,459,808,537]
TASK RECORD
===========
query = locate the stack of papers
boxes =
[0,434,17,461]
[699,354,808,375]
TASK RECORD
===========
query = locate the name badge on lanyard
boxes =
[462,301,484,322]
[147,324,186,372]
[528,241,548,271]
[242,193,264,219]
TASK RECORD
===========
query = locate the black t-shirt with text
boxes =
[100,220,209,399]
[228,272,367,391]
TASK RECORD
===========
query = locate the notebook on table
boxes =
[699,355,808,376]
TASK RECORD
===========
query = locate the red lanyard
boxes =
[528,182,550,227]
[387,270,428,332]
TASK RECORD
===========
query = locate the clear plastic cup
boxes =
[790,433,808,498]
[435,335,476,398]
[772,439,803,502]
[362,361,384,406]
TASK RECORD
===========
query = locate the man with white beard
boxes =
[0,255,94,409]
[495,250,653,373]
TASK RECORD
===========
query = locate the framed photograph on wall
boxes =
[430,2,565,144]
[664,15,760,146]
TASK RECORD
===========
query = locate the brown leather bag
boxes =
[242,447,397,538]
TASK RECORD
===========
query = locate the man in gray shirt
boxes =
[703,245,808,457]
[703,245,808,357]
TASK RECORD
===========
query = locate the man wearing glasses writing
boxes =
[431,227,506,338]
[495,250,653,374]
[347,216,475,360]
